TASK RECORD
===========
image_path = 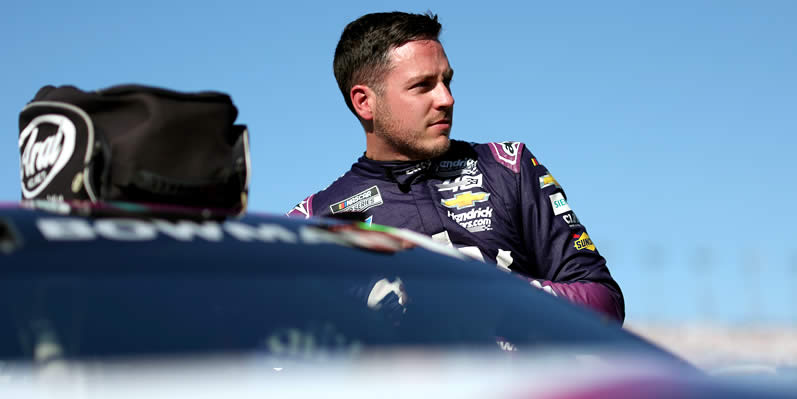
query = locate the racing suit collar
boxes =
[354,155,433,188]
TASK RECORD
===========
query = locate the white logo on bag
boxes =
[19,114,76,198]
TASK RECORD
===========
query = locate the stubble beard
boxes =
[373,105,451,161]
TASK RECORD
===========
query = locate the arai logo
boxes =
[19,114,76,198]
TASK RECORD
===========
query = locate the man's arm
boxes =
[513,143,625,323]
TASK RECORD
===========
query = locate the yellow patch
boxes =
[573,233,596,251]
[539,173,561,189]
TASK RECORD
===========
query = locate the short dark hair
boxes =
[333,11,442,115]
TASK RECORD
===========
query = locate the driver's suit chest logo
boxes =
[330,185,384,214]
[441,191,490,210]
[435,158,494,232]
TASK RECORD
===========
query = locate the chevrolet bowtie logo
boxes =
[441,191,491,210]
[539,173,561,189]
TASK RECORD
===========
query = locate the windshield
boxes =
[0,273,642,361]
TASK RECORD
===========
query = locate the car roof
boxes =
[0,202,485,277]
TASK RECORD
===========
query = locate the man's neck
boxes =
[364,134,413,161]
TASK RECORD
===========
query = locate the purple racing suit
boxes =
[287,140,624,322]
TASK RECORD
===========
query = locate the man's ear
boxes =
[351,84,374,121]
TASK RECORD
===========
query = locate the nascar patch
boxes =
[330,186,383,214]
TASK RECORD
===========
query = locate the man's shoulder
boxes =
[285,169,379,218]
[450,140,532,174]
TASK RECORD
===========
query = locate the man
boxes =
[287,12,624,322]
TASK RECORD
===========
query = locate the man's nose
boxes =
[435,84,454,109]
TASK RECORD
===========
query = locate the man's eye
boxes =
[412,80,437,90]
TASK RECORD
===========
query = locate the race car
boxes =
[0,200,794,398]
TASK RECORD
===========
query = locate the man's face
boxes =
[371,39,454,161]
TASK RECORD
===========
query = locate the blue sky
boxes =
[3,1,796,324]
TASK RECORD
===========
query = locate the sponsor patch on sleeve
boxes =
[562,212,582,229]
[548,192,571,215]
[573,232,596,251]
[330,186,384,214]
[538,173,561,190]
